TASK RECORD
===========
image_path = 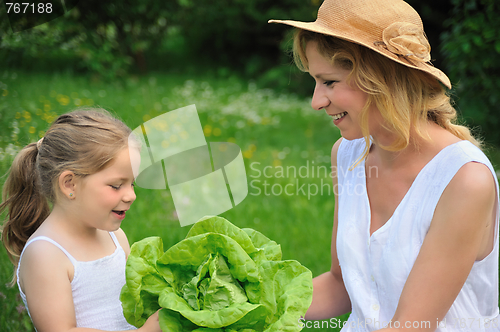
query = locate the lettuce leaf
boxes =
[120,236,168,327]
[121,216,313,331]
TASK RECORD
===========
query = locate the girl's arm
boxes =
[376,161,497,331]
[305,138,352,320]
[19,241,161,332]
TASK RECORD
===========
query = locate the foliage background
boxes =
[0,0,499,331]
[1,0,498,142]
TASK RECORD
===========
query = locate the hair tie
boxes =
[37,137,44,150]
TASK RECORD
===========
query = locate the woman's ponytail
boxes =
[0,142,50,277]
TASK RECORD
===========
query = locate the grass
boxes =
[0,70,345,331]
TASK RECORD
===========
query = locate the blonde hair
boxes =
[0,108,133,282]
[293,29,481,163]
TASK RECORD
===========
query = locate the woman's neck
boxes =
[369,121,462,170]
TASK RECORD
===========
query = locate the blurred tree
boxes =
[0,0,174,79]
[440,0,500,147]
[0,0,318,79]
[170,0,319,75]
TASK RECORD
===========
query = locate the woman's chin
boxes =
[340,131,364,141]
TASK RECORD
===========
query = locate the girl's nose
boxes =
[123,185,136,204]
[311,84,330,111]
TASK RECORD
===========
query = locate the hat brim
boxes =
[268,19,451,89]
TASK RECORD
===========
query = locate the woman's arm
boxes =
[19,240,160,332]
[305,138,352,320]
[376,161,497,331]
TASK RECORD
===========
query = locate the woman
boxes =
[269,0,499,331]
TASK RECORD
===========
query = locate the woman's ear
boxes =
[58,170,78,200]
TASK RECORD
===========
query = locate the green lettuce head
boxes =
[121,216,313,331]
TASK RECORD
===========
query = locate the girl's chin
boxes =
[100,225,121,234]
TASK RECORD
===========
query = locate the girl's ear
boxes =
[58,170,78,200]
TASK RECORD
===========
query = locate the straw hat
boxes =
[268,0,451,89]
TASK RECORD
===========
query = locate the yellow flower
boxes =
[243,150,253,159]
[23,111,31,122]
[56,94,70,106]
[204,124,212,136]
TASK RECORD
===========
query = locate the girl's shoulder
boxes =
[21,226,75,266]
[18,237,75,292]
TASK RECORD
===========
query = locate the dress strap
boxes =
[109,232,122,250]
[22,236,77,264]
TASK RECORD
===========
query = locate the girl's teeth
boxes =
[333,112,347,120]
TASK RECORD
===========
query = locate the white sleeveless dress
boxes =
[336,138,500,332]
[17,232,136,331]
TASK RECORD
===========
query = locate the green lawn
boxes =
[0,70,346,331]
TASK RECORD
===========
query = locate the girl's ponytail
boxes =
[0,142,50,274]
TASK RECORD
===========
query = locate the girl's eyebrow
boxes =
[108,176,133,182]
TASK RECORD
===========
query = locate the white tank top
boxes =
[17,232,136,331]
[336,138,500,332]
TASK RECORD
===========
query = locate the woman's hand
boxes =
[138,311,161,332]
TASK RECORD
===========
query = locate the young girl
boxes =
[270,0,499,331]
[1,109,161,332]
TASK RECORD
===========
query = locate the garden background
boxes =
[0,0,499,331]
